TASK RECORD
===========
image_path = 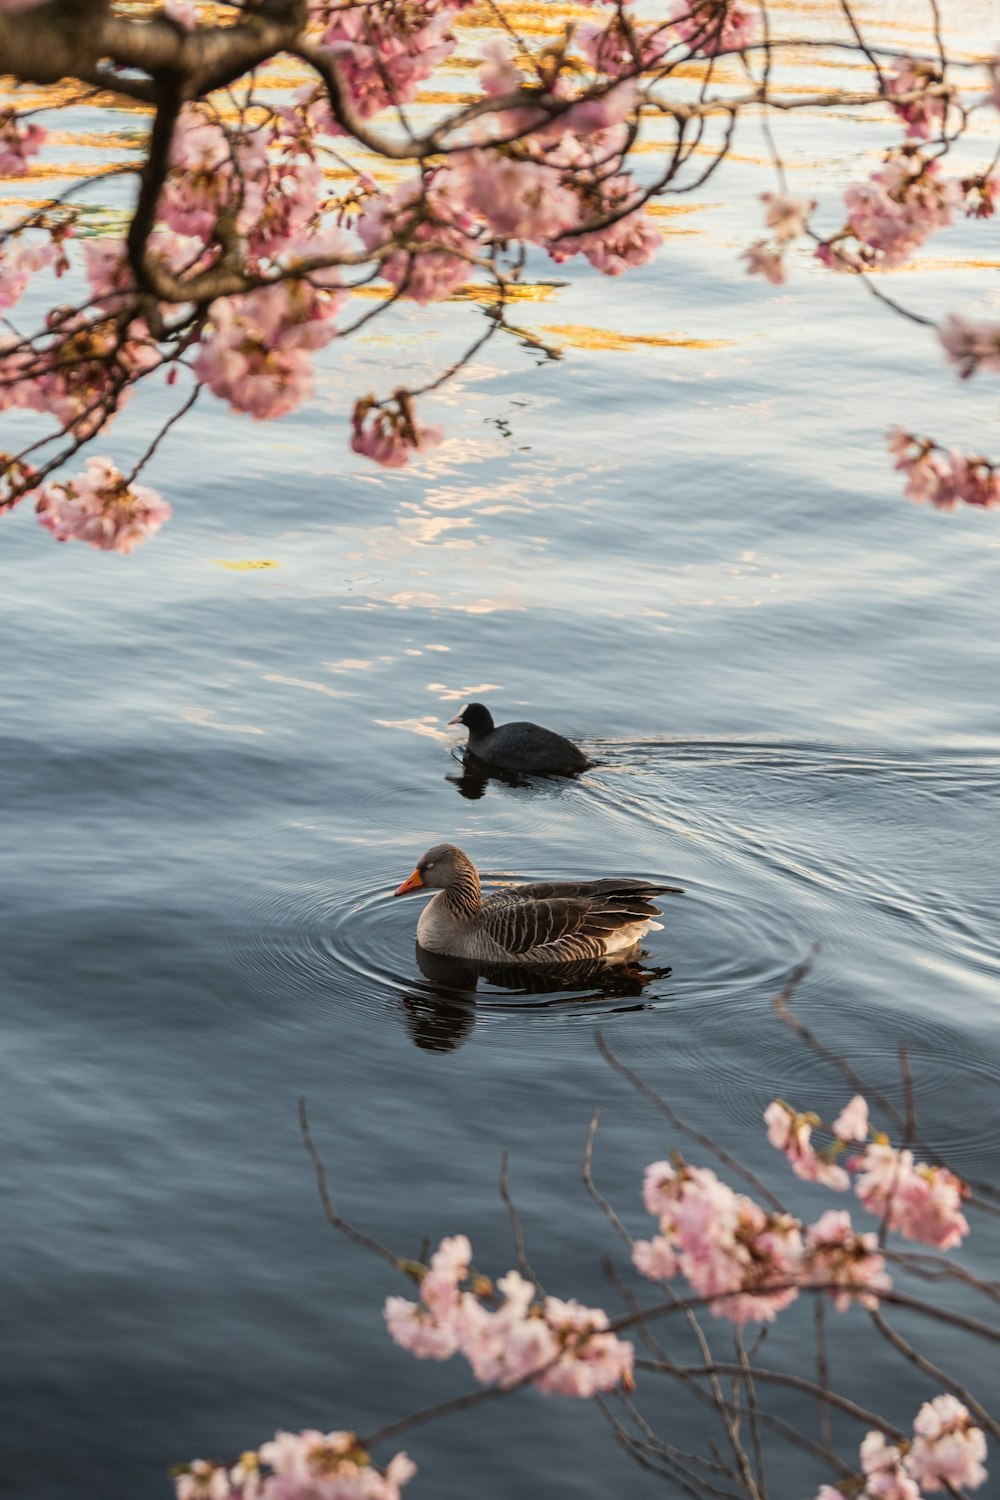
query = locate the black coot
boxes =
[447,702,588,774]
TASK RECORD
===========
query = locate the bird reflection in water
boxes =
[446,753,587,802]
[399,943,671,1052]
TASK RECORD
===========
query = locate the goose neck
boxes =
[445,867,481,920]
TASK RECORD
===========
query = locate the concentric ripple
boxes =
[220,738,1000,1076]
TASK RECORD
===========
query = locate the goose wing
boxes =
[516,878,683,902]
[478,883,673,958]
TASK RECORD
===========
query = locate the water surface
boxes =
[3,2,1000,1496]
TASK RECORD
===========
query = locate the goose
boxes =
[394,844,679,963]
[447,702,588,775]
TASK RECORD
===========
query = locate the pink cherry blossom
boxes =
[247,1429,416,1500]
[160,109,268,243]
[175,1458,231,1500]
[763,1099,850,1190]
[843,154,960,268]
[32,456,171,553]
[908,1395,988,1492]
[860,1432,921,1500]
[0,235,53,311]
[535,1297,634,1397]
[639,1159,803,1323]
[833,1095,870,1143]
[448,150,580,243]
[885,57,947,140]
[250,156,324,258]
[0,108,45,176]
[194,263,345,420]
[632,1233,679,1281]
[672,0,758,56]
[938,312,1000,378]
[357,175,479,304]
[761,192,815,243]
[963,173,1000,218]
[547,172,659,275]
[642,1159,681,1218]
[383,1236,633,1397]
[888,429,1000,511]
[0,308,159,437]
[853,1142,969,1248]
[351,391,443,468]
[320,3,456,120]
[742,240,785,285]
[814,1489,848,1500]
[578,17,671,78]
[802,1209,890,1310]
[384,1294,462,1358]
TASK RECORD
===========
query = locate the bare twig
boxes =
[499,1151,542,1295]
[298,1097,402,1270]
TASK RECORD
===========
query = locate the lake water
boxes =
[3,2,999,1497]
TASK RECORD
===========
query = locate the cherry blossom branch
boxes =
[498,1151,543,1295]
[867,1309,1000,1443]
[771,969,1000,1209]
[595,1028,789,1213]
[125,380,202,485]
[634,1356,907,1438]
[298,1096,404,1271]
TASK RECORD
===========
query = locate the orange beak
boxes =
[394,868,425,896]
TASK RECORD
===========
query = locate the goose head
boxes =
[394,843,477,896]
[447,703,494,735]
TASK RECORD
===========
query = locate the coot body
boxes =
[448,702,588,775]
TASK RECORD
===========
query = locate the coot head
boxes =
[447,702,494,735]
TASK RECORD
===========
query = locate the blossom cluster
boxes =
[631,1089,971,1322]
[670,0,758,57]
[384,1234,635,1396]
[765,1092,969,1249]
[742,191,815,285]
[4,6,1000,534]
[30,456,171,554]
[884,57,948,141]
[938,313,1000,380]
[174,1429,415,1500]
[632,1157,889,1322]
[888,428,1000,511]
[817,1395,988,1499]
[832,153,960,271]
[0,106,45,176]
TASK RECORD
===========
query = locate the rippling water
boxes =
[4,2,1000,1497]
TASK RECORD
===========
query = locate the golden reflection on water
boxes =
[426,680,504,700]
[215,559,281,571]
[375,716,454,742]
[349,282,564,304]
[541,324,736,352]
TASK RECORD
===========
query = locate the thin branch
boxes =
[125,380,202,484]
[595,1030,788,1213]
[499,1152,542,1295]
[868,1309,1000,1443]
[814,1299,834,1457]
[298,1097,402,1270]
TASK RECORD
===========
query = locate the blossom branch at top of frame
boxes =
[2,0,1000,547]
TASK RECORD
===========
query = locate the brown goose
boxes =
[448,703,588,775]
[394,844,679,963]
